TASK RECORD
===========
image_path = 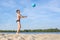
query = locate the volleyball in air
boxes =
[32,3,36,8]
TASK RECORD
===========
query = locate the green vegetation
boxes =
[0,28,60,32]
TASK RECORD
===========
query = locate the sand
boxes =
[0,34,60,40]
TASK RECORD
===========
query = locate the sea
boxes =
[0,32,60,34]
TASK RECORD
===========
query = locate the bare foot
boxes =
[16,32,19,35]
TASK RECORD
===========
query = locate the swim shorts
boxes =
[16,20,20,22]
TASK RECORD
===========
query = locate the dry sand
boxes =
[0,34,60,40]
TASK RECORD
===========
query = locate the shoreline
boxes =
[0,34,60,40]
[0,32,60,34]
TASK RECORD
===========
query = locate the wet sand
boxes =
[0,34,60,40]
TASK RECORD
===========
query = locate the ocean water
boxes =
[0,32,60,34]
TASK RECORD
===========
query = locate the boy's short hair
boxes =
[16,9,20,13]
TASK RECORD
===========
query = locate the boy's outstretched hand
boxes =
[21,16,27,18]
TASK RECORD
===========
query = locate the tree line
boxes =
[0,28,60,32]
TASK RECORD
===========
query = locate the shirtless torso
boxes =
[16,13,21,22]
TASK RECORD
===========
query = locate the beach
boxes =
[0,34,60,40]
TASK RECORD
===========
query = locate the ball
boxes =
[32,3,36,8]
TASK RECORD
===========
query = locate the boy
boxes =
[16,9,27,34]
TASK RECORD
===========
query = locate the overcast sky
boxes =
[0,0,60,30]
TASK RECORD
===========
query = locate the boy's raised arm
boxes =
[22,16,27,18]
[20,14,27,18]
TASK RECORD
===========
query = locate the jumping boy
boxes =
[16,9,27,34]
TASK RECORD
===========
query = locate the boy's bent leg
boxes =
[16,22,21,34]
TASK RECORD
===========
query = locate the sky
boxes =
[0,0,60,30]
